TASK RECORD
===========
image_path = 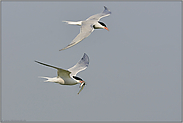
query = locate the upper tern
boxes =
[60,6,111,51]
[35,53,89,94]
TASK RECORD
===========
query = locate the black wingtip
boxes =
[59,48,65,51]
[103,6,111,14]
[35,60,40,64]
[104,6,107,9]
[35,61,45,65]
[82,53,89,66]
[83,53,88,58]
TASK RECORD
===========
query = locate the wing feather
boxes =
[59,22,94,51]
[68,53,89,76]
[35,61,71,79]
[86,6,111,21]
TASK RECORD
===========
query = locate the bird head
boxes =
[98,21,109,31]
[73,76,86,94]
[73,76,84,83]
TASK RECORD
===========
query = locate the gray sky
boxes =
[2,1,181,122]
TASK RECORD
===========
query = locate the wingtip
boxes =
[59,46,68,51]
[82,53,89,66]
[59,42,76,51]
[104,6,111,13]
[59,47,68,51]
[83,53,88,58]
[104,6,108,9]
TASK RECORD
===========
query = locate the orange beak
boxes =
[104,27,109,31]
[79,81,85,88]
[80,81,84,83]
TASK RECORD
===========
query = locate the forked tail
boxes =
[39,76,54,82]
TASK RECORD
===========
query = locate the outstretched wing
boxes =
[59,22,94,51]
[86,6,111,21]
[35,61,71,79]
[68,53,89,76]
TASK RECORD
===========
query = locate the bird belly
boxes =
[53,77,65,84]
[42,77,77,85]
[63,80,78,85]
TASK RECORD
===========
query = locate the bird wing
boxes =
[68,53,89,77]
[86,6,111,21]
[59,22,94,51]
[35,61,71,79]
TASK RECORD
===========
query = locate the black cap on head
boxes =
[73,76,83,81]
[98,21,107,27]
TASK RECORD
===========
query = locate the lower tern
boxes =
[60,6,111,51]
[35,53,89,94]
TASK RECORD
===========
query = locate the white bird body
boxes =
[60,6,111,51]
[35,53,89,94]
[40,76,78,85]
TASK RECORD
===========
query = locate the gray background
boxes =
[2,1,181,121]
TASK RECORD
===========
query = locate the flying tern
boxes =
[35,53,89,94]
[60,6,111,51]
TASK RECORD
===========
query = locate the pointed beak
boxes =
[104,27,109,31]
[79,81,85,88]
[78,82,85,95]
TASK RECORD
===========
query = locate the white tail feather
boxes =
[62,21,82,26]
[39,76,54,82]
[38,76,64,84]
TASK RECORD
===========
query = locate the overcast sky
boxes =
[2,1,182,122]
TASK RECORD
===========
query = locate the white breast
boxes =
[52,77,65,85]
[63,78,78,85]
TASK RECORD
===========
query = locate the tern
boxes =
[35,53,89,94]
[60,6,111,51]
